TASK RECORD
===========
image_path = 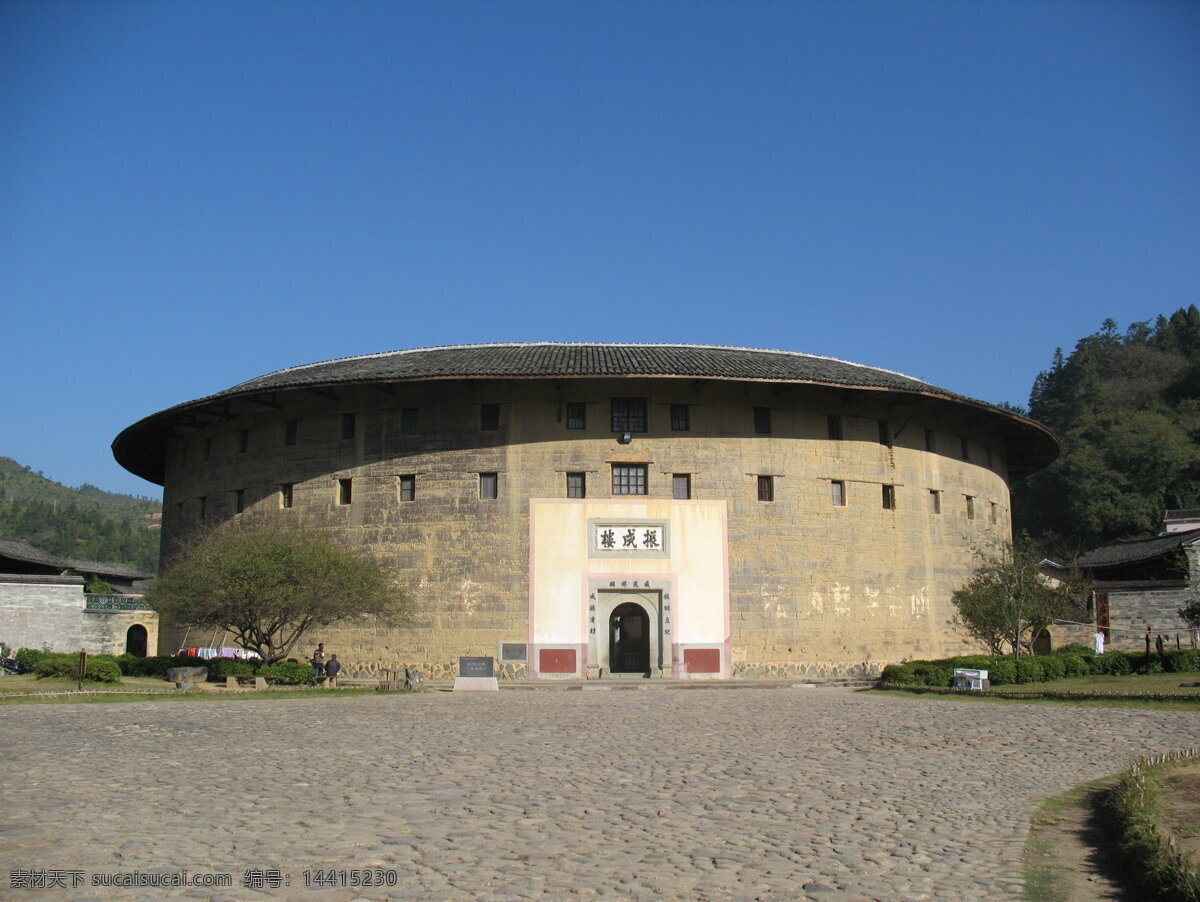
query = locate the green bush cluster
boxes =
[879,646,1200,688]
[257,660,318,685]
[114,653,197,677]
[205,658,257,679]
[14,648,48,671]
[33,652,122,683]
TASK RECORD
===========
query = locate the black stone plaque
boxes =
[459,656,495,678]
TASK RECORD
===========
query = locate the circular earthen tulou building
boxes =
[113,343,1058,681]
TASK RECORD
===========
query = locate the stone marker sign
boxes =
[454,656,499,691]
[459,656,495,678]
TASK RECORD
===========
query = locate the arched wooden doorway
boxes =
[1031,628,1052,656]
[609,602,651,675]
[125,624,148,658]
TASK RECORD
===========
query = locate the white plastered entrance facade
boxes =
[528,499,730,679]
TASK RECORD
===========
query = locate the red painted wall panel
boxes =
[539,648,577,674]
[684,648,720,673]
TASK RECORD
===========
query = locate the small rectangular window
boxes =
[879,420,891,446]
[757,475,774,502]
[673,473,691,499]
[924,428,935,452]
[338,478,352,505]
[197,496,206,520]
[929,489,941,514]
[882,484,896,510]
[827,415,843,441]
[234,488,245,514]
[401,408,418,435]
[566,472,586,499]
[612,464,647,495]
[611,399,647,433]
[480,472,498,500]
[566,402,586,430]
[400,475,415,502]
[670,404,690,431]
[966,495,975,519]
[342,414,356,440]
[961,436,970,461]
[990,501,998,524]
[481,404,500,431]
[202,438,211,462]
[753,407,772,435]
[285,420,298,446]
[280,483,294,509]
[831,480,846,507]
[238,429,249,453]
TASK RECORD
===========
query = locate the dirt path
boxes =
[1026,761,1200,901]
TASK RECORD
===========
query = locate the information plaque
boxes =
[458,656,495,678]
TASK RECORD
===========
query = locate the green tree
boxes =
[950,542,1086,656]
[146,522,408,662]
[1016,306,1200,551]
[1181,598,1200,633]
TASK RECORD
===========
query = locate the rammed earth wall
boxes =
[154,376,1018,679]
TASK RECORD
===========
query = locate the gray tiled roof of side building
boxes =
[1077,528,1200,569]
[0,538,152,580]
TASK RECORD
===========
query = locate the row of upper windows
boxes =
[173,402,997,469]
[182,467,1001,523]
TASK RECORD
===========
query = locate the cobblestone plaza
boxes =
[3,688,1195,901]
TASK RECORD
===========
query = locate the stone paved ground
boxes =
[1,687,1197,902]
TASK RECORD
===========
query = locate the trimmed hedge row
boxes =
[112,653,315,685]
[32,652,122,683]
[880,647,1200,688]
[16,649,313,687]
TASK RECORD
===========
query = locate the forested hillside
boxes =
[0,457,160,571]
[1014,306,1200,554]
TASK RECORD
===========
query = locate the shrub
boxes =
[258,660,318,685]
[880,663,920,685]
[1059,654,1090,677]
[15,647,47,672]
[1054,643,1095,657]
[1164,649,1200,674]
[114,654,177,677]
[944,655,994,671]
[988,659,1017,685]
[1096,651,1134,676]
[206,658,257,680]
[1015,658,1045,684]
[1037,654,1067,681]
[1137,658,1166,675]
[33,653,122,683]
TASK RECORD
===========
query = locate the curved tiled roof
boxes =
[1078,528,1200,570]
[113,343,1059,484]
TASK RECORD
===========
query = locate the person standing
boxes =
[325,654,341,687]
[311,642,326,676]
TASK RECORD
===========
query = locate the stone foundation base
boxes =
[345,659,882,682]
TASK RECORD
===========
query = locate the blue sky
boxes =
[2,0,1197,499]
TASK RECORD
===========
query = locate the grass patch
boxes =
[1024,777,1117,902]
[870,670,1200,709]
[1101,750,1200,901]
[0,673,393,705]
